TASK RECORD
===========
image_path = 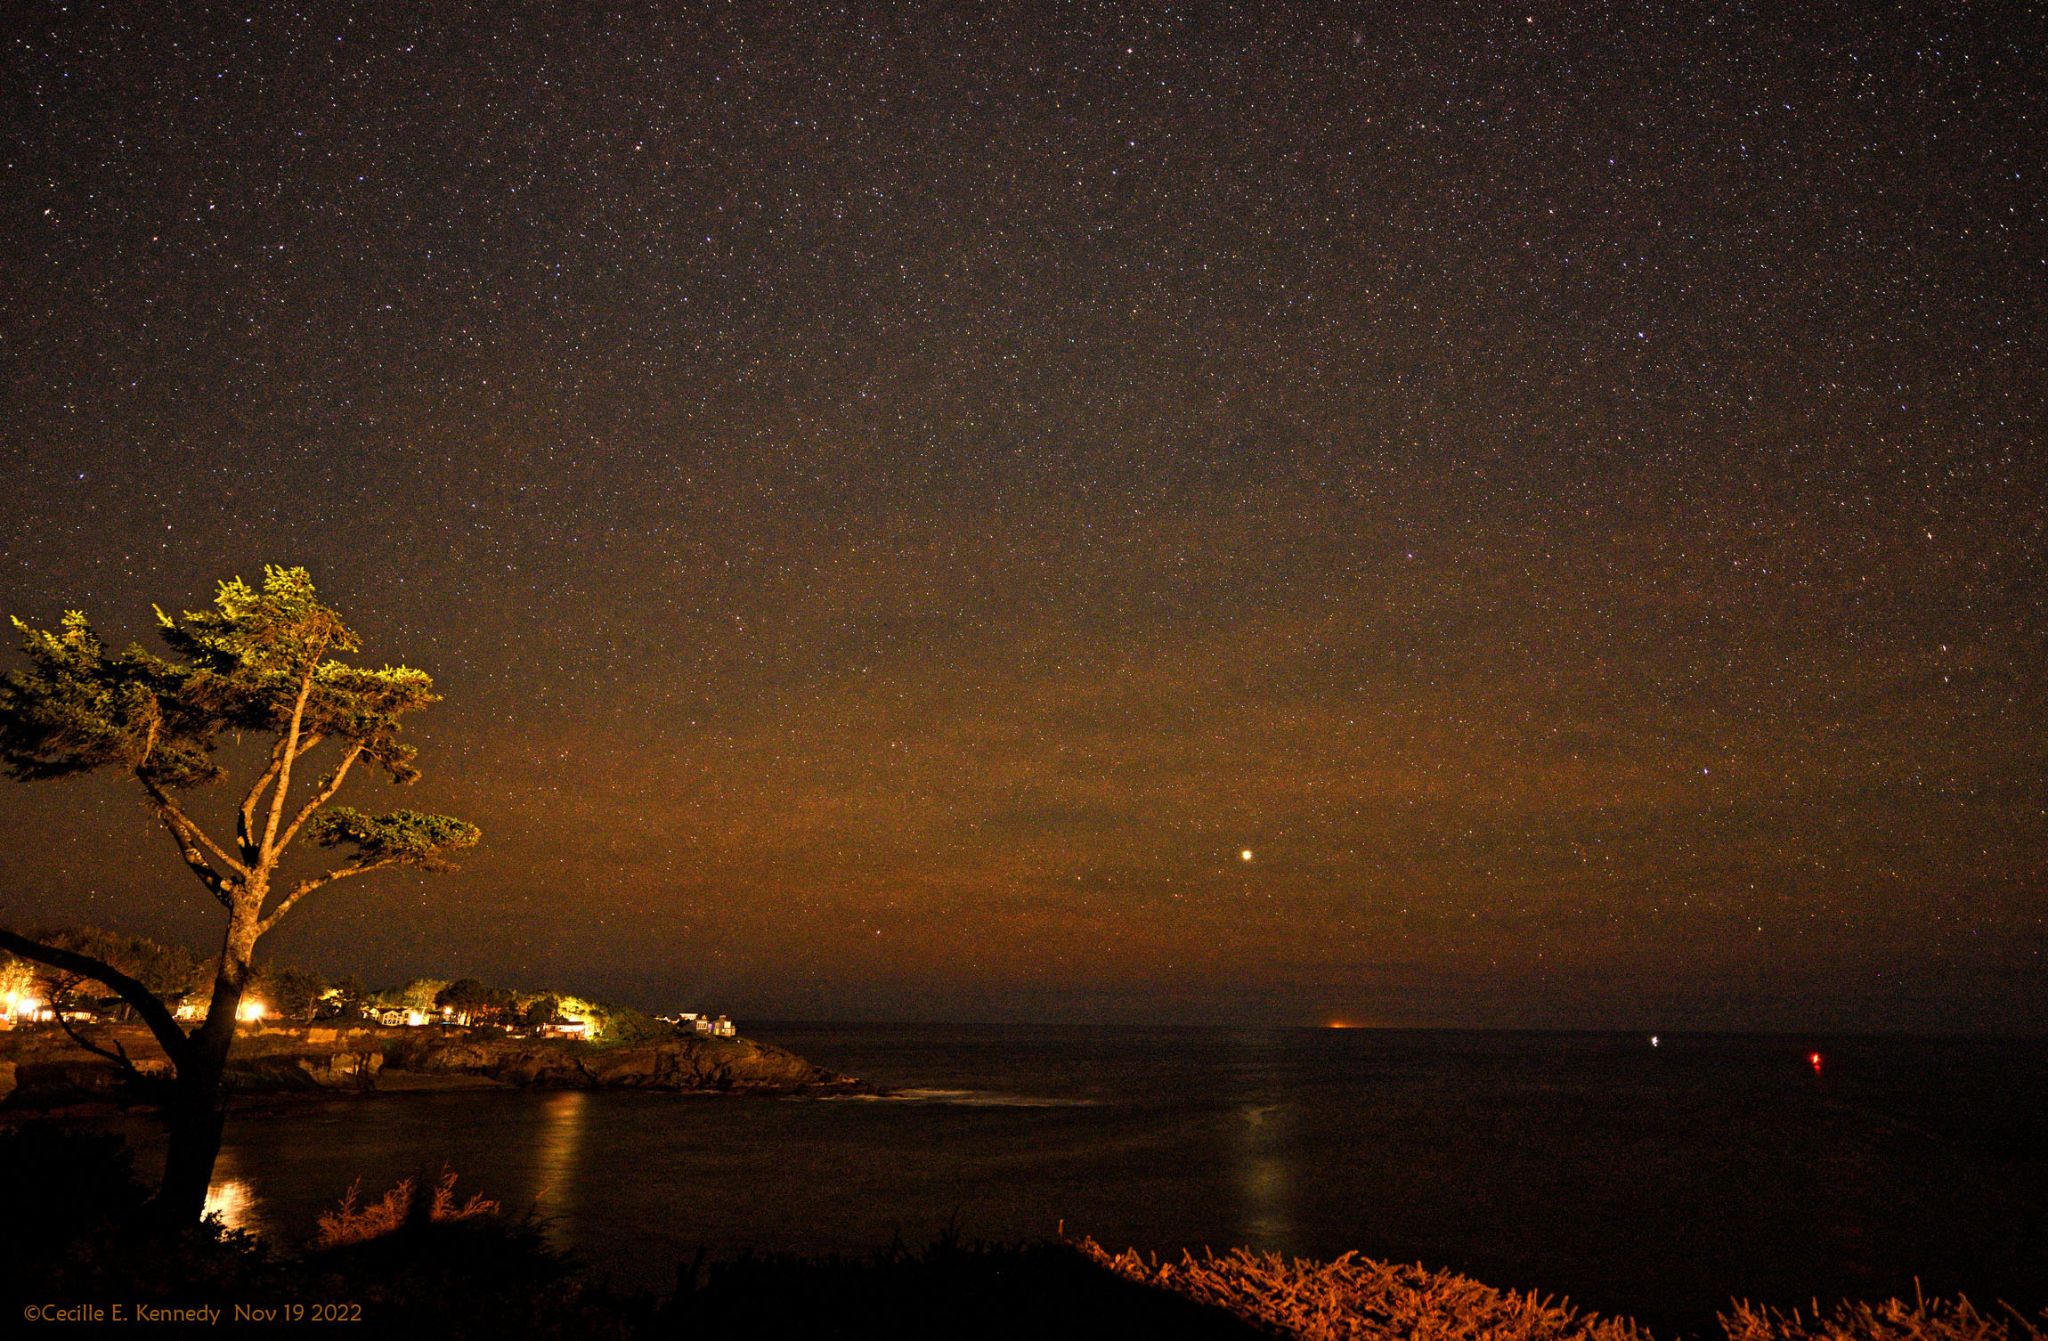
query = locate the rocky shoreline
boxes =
[0,1023,864,1112]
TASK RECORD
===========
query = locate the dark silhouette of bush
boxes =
[0,1126,629,1339]
[655,1233,1266,1340]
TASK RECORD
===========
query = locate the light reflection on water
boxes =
[528,1090,588,1224]
[106,1027,2047,1338]
[1234,1101,1295,1248]
[1222,1031,1296,1248]
[204,1147,259,1233]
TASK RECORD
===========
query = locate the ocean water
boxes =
[128,1026,2047,1334]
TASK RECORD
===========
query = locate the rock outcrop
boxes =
[231,1049,384,1093]
[388,1034,850,1094]
[0,1024,856,1109]
[7,1058,143,1107]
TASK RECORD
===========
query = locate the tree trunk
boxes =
[156,1043,230,1225]
[154,904,259,1224]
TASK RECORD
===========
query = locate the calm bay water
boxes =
[125,1026,2047,1334]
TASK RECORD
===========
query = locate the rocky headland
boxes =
[0,1022,861,1112]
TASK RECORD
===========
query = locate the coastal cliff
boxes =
[0,1023,858,1110]
[384,1031,852,1093]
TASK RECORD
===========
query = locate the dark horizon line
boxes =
[736,1017,2048,1042]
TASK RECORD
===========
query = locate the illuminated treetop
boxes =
[0,564,479,1222]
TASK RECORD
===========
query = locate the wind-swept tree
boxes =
[0,566,479,1223]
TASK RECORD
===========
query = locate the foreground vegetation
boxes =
[1076,1242,2045,1341]
[1077,1239,1654,1341]
[4,1123,2041,1341]
[1081,1244,2039,1341]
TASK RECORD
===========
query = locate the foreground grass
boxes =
[1720,1297,2046,1341]
[1076,1241,2046,1341]
[1078,1239,1655,1341]
[4,1123,2041,1340]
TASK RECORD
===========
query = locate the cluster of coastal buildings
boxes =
[173,999,739,1041]
[190,1003,741,1040]
[8,996,741,1042]
[659,1011,739,1038]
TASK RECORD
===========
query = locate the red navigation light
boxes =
[1808,1051,1823,1073]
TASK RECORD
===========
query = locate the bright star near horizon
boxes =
[1240,849,1254,862]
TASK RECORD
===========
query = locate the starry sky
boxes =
[1,3,2041,1031]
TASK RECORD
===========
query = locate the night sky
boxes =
[2,3,2041,1031]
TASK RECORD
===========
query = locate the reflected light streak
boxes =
[204,1177,257,1234]
[529,1090,589,1224]
[1234,1101,1296,1248]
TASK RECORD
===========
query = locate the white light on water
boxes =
[204,1178,256,1232]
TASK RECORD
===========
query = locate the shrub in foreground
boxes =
[1076,1240,2047,1341]
[1721,1294,2045,1341]
[658,1234,1263,1340]
[1077,1238,1653,1341]
[314,1170,500,1248]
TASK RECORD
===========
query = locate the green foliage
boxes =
[405,979,450,1013]
[0,610,177,781]
[1,568,480,937]
[32,925,208,999]
[5,925,347,1017]
[366,978,452,1013]
[436,977,519,1021]
[351,974,667,1043]
[310,807,482,869]
[436,977,486,1008]
[3,926,208,1007]
[0,952,34,998]
[250,964,328,1020]
[520,994,564,1028]
[592,1005,666,1043]
[1,565,450,791]
[320,975,369,1018]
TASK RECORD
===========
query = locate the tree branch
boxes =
[0,929,190,1068]
[137,774,242,906]
[259,661,321,861]
[257,858,398,937]
[141,775,245,875]
[271,742,364,858]
[53,1008,144,1080]
[239,736,292,861]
